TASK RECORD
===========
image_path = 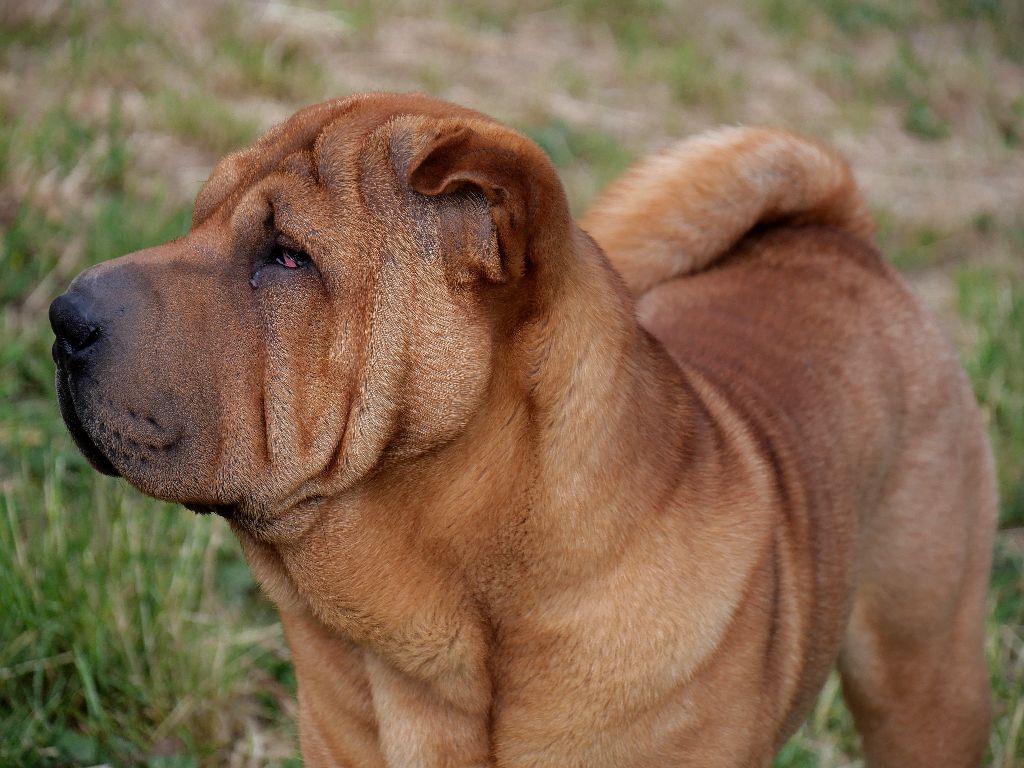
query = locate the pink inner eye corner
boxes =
[282,251,298,268]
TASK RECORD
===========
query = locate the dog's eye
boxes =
[249,242,315,288]
[273,245,311,269]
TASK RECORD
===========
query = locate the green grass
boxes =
[937,0,1024,63]
[0,455,288,765]
[873,209,949,271]
[903,96,951,141]
[565,0,667,53]
[1,1,1022,766]
[958,268,1024,527]
[520,119,635,213]
[988,542,1024,766]
[0,47,296,760]
[156,90,261,157]
[760,0,919,38]
[209,4,327,101]
[644,42,741,111]
[754,0,1022,146]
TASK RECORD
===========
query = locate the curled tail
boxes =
[580,127,875,296]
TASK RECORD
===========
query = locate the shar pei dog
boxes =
[51,93,995,767]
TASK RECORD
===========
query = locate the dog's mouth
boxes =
[184,502,238,519]
[53,347,240,520]
[53,345,120,477]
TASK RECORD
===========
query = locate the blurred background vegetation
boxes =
[0,1,1021,765]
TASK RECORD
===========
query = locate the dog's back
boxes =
[583,131,997,766]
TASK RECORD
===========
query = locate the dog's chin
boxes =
[54,364,120,477]
[55,357,242,518]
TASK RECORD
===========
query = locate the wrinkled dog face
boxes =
[49,95,540,523]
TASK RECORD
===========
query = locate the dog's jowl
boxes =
[52,93,995,767]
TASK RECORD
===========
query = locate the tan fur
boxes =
[55,95,995,767]
[581,126,876,294]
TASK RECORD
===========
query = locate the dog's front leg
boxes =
[366,651,492,768]
[237,521,495,766]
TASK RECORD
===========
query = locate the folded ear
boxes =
[405,121,555,283]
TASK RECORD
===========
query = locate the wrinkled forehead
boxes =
[191,93,494,227]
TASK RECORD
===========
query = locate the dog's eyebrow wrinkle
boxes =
[276,150,319,184]
[195,97,364,227]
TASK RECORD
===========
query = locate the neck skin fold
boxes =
[233,226,712,737]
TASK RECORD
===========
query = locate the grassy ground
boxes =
[1,1,1021,765]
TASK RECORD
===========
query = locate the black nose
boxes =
[50,292,102,354]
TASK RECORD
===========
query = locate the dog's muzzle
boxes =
[50,289,120,476]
